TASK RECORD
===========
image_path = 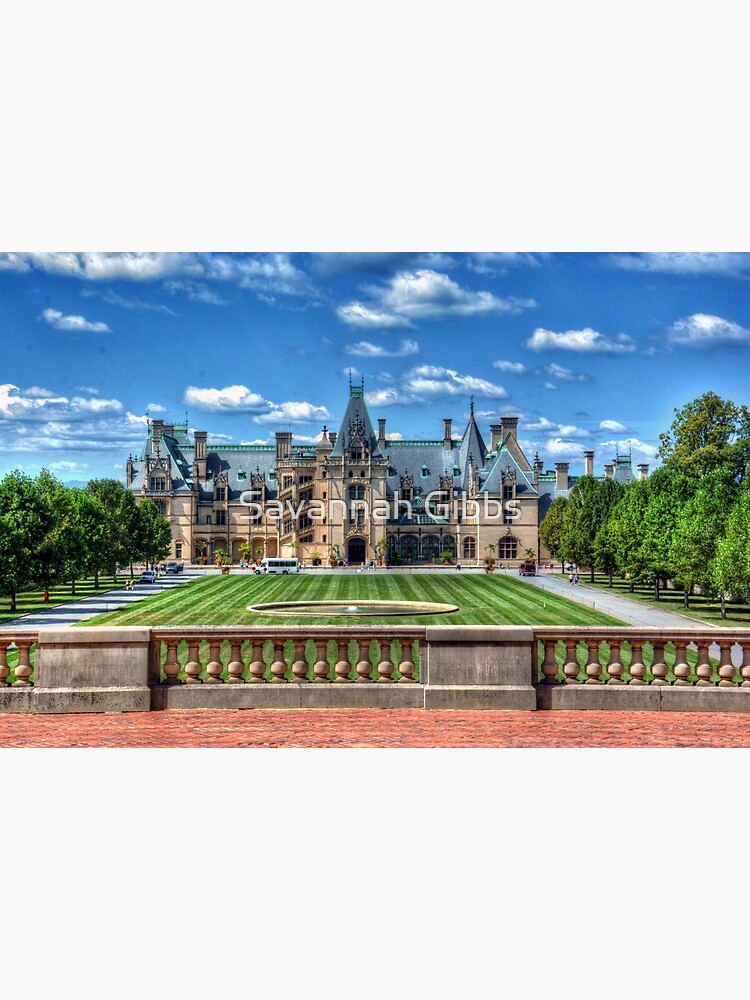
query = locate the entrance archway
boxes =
[347,537,366,564]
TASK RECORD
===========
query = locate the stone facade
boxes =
[126,383,642,567]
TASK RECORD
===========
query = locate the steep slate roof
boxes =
[331,382,384,459]
[480,444,538,497]
[457,401,488,491]
[382,440,461,499]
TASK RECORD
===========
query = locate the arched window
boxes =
[463,537,477,559]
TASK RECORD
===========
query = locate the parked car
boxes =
[165,561,178,574]
[519,561,536,576]
[140,570,157,583]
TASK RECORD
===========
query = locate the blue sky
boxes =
[1,251,749,483]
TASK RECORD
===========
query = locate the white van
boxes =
[259,557,300,575]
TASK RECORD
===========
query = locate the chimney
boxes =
[329,431,337,447]
[604,463,614,479]
[443,418,452,451]
[490,423,503,450]
[151,419,164,448]
[584,450,594,477]
[533,452,543,487]
[163,423,175,439]
[555,461,569,491]
[637,463,649,480]
[378,418,386,449]
[193,430,207,481]
[502,417,519,443]
[275,431,293,461]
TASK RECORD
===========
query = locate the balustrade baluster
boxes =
[248,640,266,683]
[672,642,690,685]
[355,639,373,682]
[335,640,352,682]
[562,640,580,684]
[206,639,223,683]
[0,643,9,685]
[584,640,603,684]
[376,638,394,683]
[313,640,330,683]
[718,642,738,686]
[398,640,416,683]
[270,640,288,682]
[227,640,245,683]
[628,643,646,684]
[541,640,559,685]
[164,639,181,684]
[13,641,33,686]
[184,639,202,683]
[741,642,750,687]
[606,641,624,684]
[650,642,668,685]
[695,642,713,686]
[291,640,309,682]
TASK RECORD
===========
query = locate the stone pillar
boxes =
[275,431,292,461]
[378,418,386,449]
[490,424,502,450]
[584,450,594,477]
[194,431,207,481]
[443,418,453,451]
[604,463,614,479]
[501,417,519,443]
[637,464,649,480]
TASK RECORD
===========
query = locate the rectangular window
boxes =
[215,510,226,525]
[175,543,182,558]
[215,487,226,501]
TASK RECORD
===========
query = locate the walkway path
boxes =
[510,568,711,629]
[2,570,204,629]
[1,708,749,747]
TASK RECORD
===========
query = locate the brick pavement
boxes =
[2,708,750,747]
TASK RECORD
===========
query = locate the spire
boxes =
[470,395,474,416]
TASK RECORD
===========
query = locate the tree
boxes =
[713,488,750,619]
[607,480,651,591]
[133,498,172,569]
[658,391,750,482]
[560,476,625,582]
[86,479,139,584]
[0,471,55,612]
[669,468,738,607]
[638,467,696,599]
[593,520,618,587]
[539,496,567,572]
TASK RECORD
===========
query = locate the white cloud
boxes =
[385,431,403,440]
[146,403,167,413]
[613,253,750,276]
[526,327,636,354]
[336,303,414,329]
[599,419,629,432]
[406,365,508,399]
[378,269,537,320]
[524,416,558,433]
[545,438,591,457]
[544,362,591,382]
[665,313,750,347]
[164,280,228,305]
[40,307,110,333]
[73,385,100,395]
[183,384,266,412]
[600,437,658,459]
[542,381,557,390]
[0,252,317,300]
[344,338,419,357]
[467,253,542,273]
[364,388,416,408]
[557,424,590,438]
[49,460,89,472]
[493,359,528,374]
[0,384,149,455]
[253,401,333,425]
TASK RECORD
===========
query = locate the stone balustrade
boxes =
[2,625,750,714]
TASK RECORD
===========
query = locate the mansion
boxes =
[126,382,647,567]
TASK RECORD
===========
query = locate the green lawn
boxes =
[81,572,624,627]
[576,572,750,628]
[0,575,129,624]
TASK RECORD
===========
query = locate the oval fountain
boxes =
[246,600,459,617]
